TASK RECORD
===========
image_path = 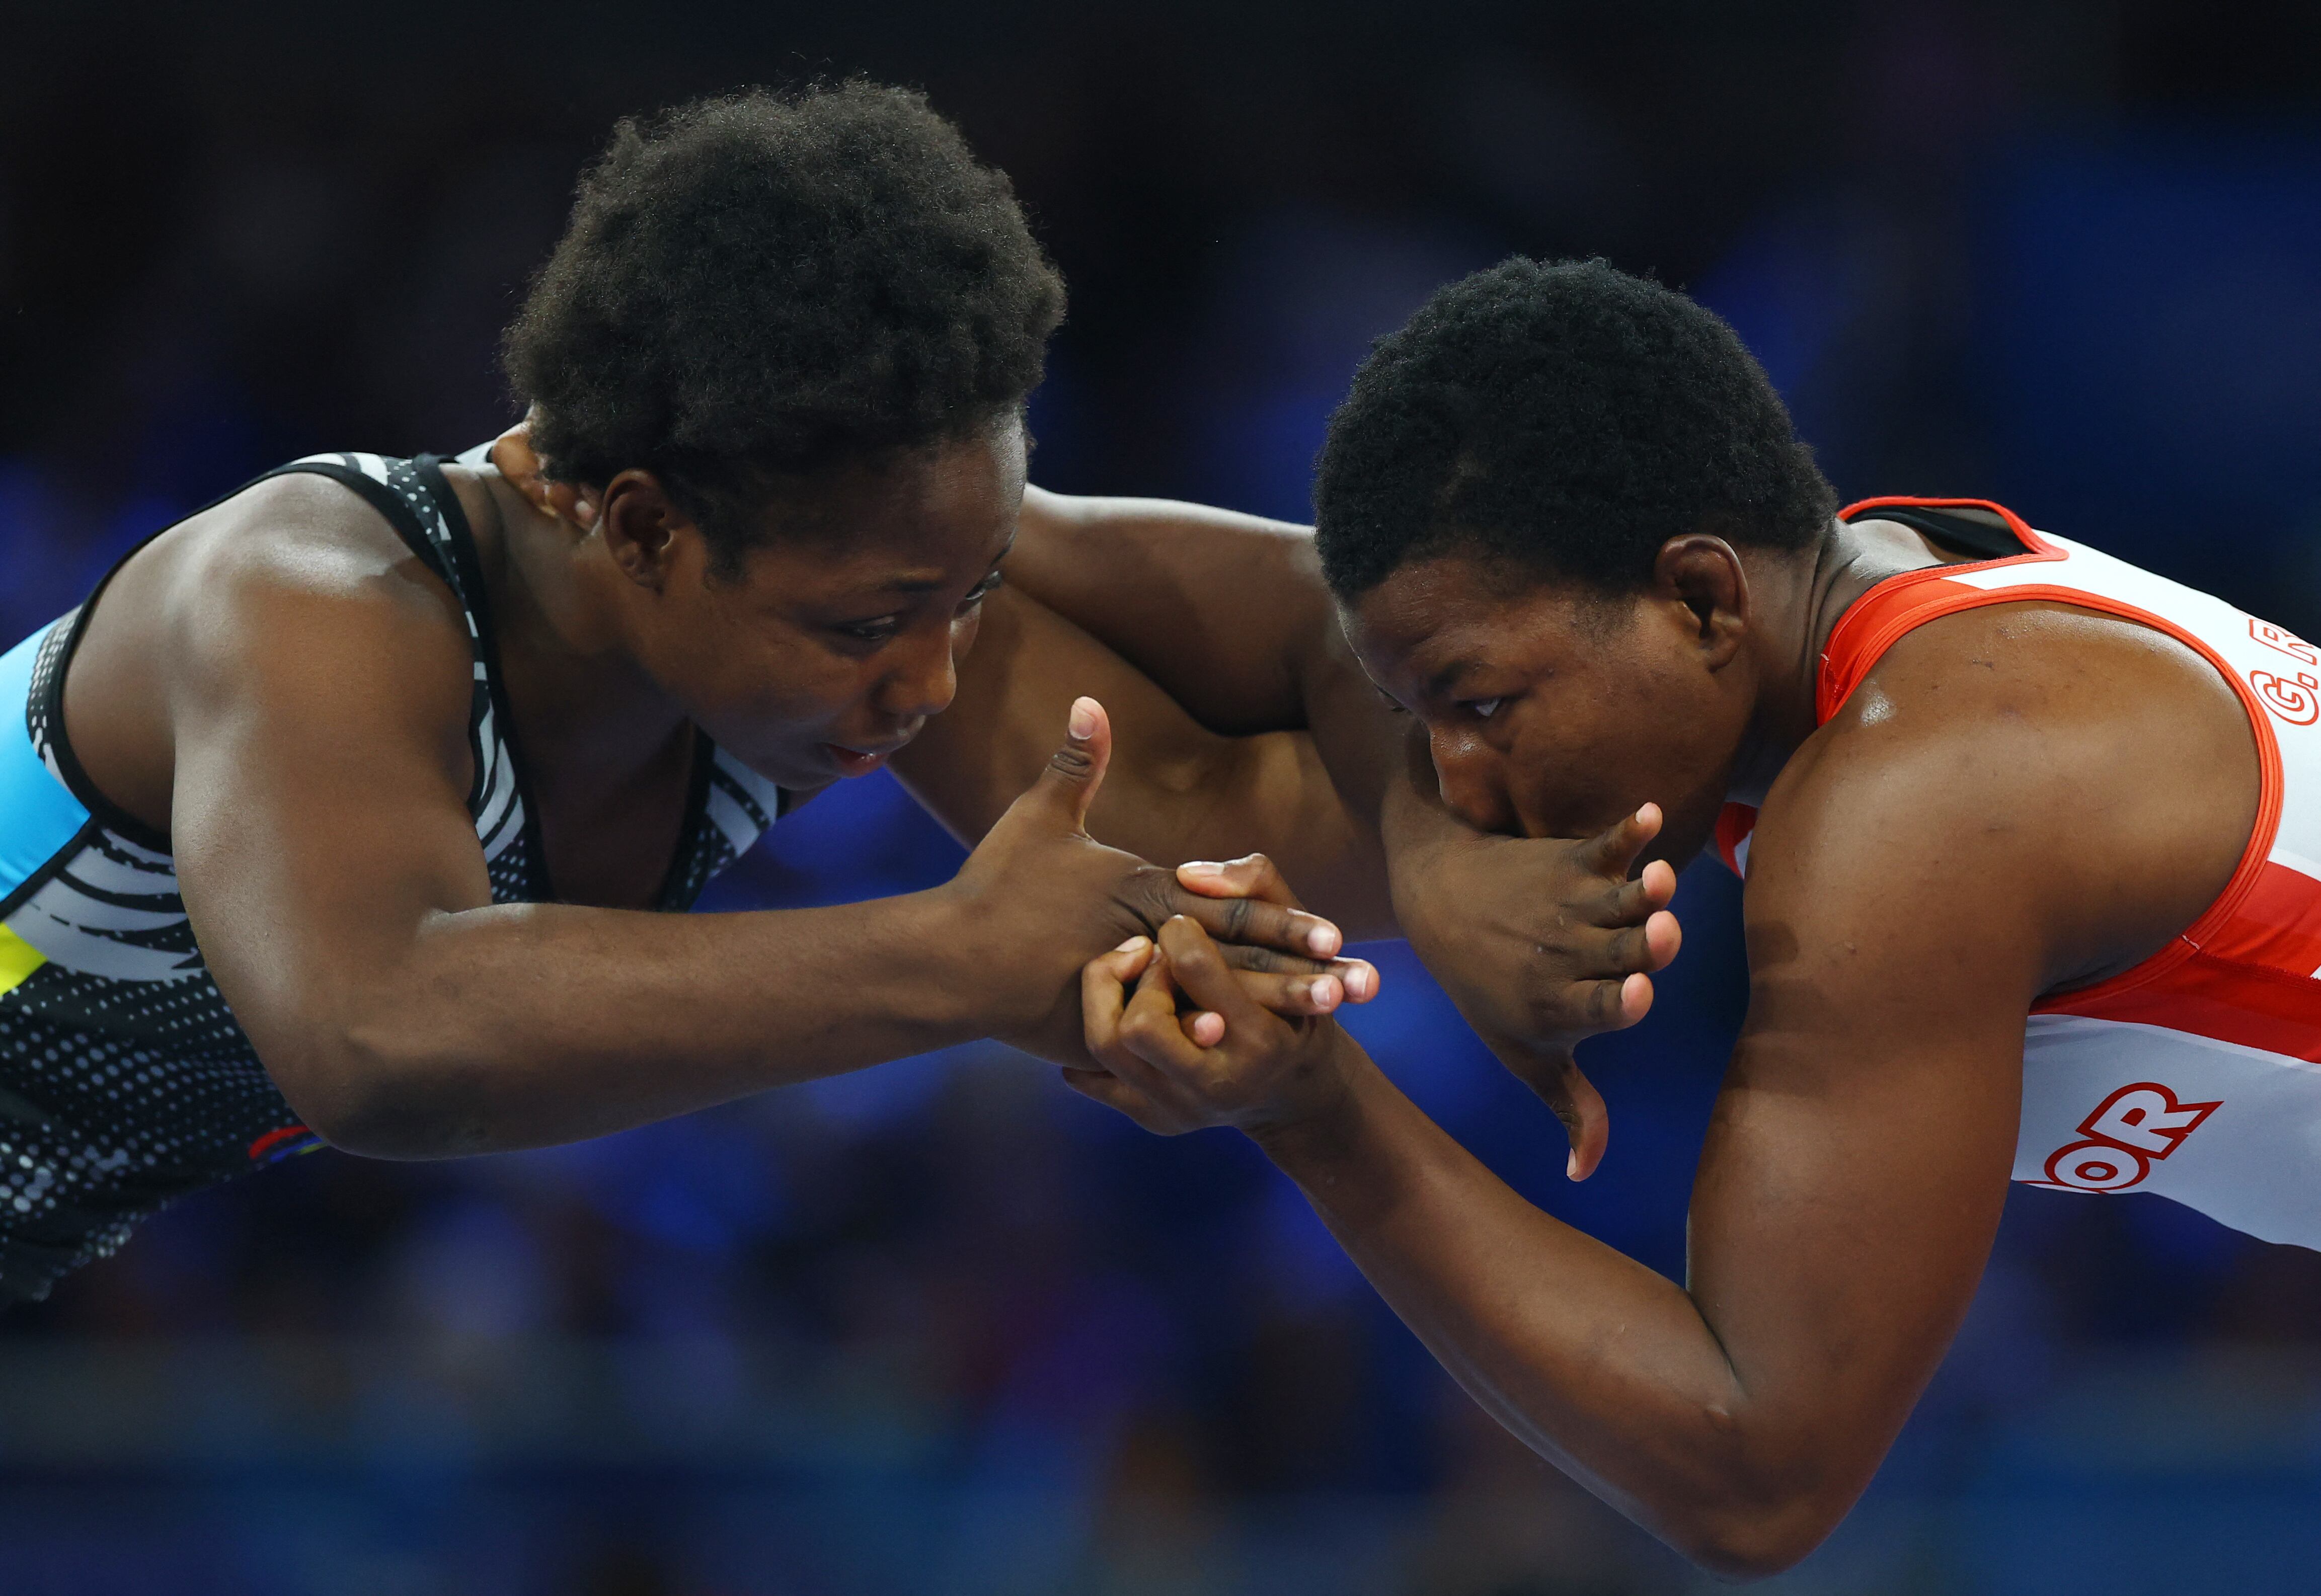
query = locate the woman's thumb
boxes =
[1031,697,1111,829]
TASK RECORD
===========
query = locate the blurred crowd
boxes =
[5,2,2321,1591]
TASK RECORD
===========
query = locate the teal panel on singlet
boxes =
[0,620,90,902]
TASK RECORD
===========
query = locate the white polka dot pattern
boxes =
[0,451,783,1301]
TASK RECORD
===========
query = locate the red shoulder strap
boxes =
[1722,496,2052,879]
[1819,498,2060,723]
[1714,802,1759,878]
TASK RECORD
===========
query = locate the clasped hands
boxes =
[958,695,1682,1172]
[1070,807,1683,1178]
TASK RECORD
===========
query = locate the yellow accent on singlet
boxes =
[0,927,46,996]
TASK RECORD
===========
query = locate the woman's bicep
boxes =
[1686,1015,2021,1470]
[168,575,491,1085]
[1681,745,2049,1506]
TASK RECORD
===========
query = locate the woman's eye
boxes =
[1469,697,1505,720]
[959,570,1004,609]
[837,616,902,643]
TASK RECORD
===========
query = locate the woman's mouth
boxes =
[821,741,905,778]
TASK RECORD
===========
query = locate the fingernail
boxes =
[1310,979,1339,1012]
[1068,697,1098,740]
[1306,924,1341,957]
[1346,964,1375,1000]
[1567,1149,1580,1180]
[1179,861,1223,880]
[1115,936,1149,953]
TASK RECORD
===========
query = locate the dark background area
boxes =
[4,2,2321,1591]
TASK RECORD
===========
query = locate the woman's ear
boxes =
[597,472,693,592]
[1652,535,1749,667]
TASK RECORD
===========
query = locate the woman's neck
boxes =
[474,465,692,779]
[1725,517,1968,807]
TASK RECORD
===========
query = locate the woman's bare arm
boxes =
[1073,605,2260,1573]
[150,494,1344,1160]
[1005,484,1684,1135]
[1007,487,1407,823]
[1006,487,1328,731]
[893,584,1394,938]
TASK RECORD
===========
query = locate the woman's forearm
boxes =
[1252,1055,1836,1576]
[1007,488,1338,733]
[281,888,986,1159]
[1007,488,1409,830]
[899,588,1398,935]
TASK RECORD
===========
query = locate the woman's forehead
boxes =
[1349,556,1602,680]
[740,522,1013,603]
[733,439,1021,595]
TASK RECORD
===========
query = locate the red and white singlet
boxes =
[1716,497,2321,1248]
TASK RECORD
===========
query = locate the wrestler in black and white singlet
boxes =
[0,449,785,1301]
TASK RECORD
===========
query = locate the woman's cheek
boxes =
[715,636,849,727]
[768,653,870,727]
[951,607,985,663]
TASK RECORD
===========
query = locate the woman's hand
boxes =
[946,697,1376,1063]
[1063,915,1367,1137]
[1377,797,1684,1180]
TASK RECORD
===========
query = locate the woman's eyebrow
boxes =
[1425,658,1483,698]
[861,538,1017,597]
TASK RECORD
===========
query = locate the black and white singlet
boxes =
[0,449,785,1301]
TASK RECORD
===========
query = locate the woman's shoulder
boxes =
[58,460,482,838]
[163,467,468,631]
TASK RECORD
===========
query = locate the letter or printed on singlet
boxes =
[1813,508,2321,1250]
[2033,1079,2220,1194]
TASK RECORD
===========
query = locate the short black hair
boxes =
[503,83,1065,566]
[1312,258,1835,599]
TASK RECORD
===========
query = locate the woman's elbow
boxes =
[263,1019,489,1161]
[1669,1490,1851,1582]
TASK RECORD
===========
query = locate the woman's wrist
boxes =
[868,884,1006,1048]
[1245,1031,1384,1173]
[1250,1043,1440,1239]
[1380,769,1463,908]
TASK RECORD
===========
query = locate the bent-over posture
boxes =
[1075,259,2312,1576]
[0,86,1385,1303]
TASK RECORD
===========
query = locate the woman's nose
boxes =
[880,624,959,721]
[1430,727,1519,835]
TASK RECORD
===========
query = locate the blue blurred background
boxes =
[5,2,2321,1590]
